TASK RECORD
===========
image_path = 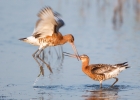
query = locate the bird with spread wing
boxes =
[19,7,80,76]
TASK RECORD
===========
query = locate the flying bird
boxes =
[64,52,129,88]
[19,7,80,74]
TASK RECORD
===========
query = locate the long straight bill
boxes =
[63,52,77,58]
[71,43,80,60]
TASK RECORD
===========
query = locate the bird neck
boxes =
[51,32,63,45]
[81,59,89,70]
[81,59,94,78]
[59,34,70,45]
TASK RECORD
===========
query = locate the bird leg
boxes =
[36,48,53,73]
[37,65,44,77]
[32,49,44,76]
[110,77,118,87]
[100,81,102,88]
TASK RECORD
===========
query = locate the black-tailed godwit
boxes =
[64,52,129,88]
[19,7,80,74]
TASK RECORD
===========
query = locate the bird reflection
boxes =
[38,50,45,77]
[112,0,125,30]
[135,0,140,21]
[83,89,118,100]
[37,45,64,77]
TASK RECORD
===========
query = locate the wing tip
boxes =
[37,6,53,18]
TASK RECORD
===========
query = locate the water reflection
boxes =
[112,0,124,30]
[135,0,140,22]
[30,93,53,100]
[76,0,140,31]
[83,89,118,100]
[32,84,131,100]
[36,45,64,77]
[134,0,140,30]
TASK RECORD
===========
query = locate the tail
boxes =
[115,62,130,72]
[19,36,39,46]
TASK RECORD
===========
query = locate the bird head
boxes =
[63,34,80,60]
[63,34,74,43]
[79,54,89,62]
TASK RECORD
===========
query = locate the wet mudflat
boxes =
[0,0,140,100]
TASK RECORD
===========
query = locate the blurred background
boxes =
[0,0,140,100]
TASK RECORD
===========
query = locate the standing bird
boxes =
[19,7,80,74]
[64,52,129,88]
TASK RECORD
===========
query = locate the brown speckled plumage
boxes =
[64,53,129,88]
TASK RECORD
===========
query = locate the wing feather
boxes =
[90,64,117,74]
[32,7,64,38]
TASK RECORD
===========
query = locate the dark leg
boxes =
[36,49,53,73]
[110,77,118,87]
[32,49,41,67]
[37,65,44,77]
[32,49,44,76]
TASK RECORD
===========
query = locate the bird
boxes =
[64,52,129,88]
[19,6,80,74]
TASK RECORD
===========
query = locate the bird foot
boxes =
[37,66,44,77]
[110,85,114,88]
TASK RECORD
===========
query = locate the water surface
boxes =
[0,0,140,100]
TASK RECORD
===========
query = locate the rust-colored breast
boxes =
[38,33,63,46]
[37,32,64,46]
[82,66,105,81]
[51,32,63,46]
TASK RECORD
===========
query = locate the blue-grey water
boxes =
[0,0,140,100]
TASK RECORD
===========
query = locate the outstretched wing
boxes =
[32,7,64,38]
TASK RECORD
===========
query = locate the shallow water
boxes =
[0,0,140,100]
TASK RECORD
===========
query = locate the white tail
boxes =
[19,36,39,46]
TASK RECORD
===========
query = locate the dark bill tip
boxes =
[19,38,26,41]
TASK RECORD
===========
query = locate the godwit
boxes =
[64,52,129,88]
[19,7,80,74]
